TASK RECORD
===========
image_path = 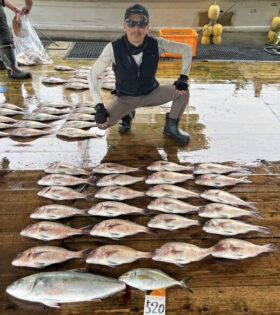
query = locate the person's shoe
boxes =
[163,112,190,144]
[119,111,135,134]
[0,45,31,79]
[0,59,5,70]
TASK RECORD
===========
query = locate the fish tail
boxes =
[143,209,152,216]
[246,202,257,210]
[86,193,96,201]
[79,225,92,235]
[240,177,251,184]
[146,228,157,236]
[180,276,193,292]
[257,226,271,235]
[87,176,97,186]
[250,211,262,219]
[263,243,277,252]
[138,251,153,259]
[77,248,92,259]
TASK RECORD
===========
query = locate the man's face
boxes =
[123,14,149,46]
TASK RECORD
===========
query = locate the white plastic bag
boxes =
[12,16,52,65]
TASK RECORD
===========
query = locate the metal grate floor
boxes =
[64,41,280,62]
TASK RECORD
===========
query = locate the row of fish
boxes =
[12,238,277,269]
[6,268,191,308]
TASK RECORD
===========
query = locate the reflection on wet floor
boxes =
[0,43,280,170]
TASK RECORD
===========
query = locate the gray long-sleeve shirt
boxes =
[88,36,193,105]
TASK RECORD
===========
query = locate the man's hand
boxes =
[3,0,22,15]
[95,103,110,129]
[173,74,189,95]
[21,0,33,15]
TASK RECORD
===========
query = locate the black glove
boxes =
[95,103,109,124]
[173,74,189,91]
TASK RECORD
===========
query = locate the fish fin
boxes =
[264,243,277,252]
[80,225,92,234]
[32,251,48,258]
[247,202,257,210]
[87,176,97,186]
[77,248,92,259]
[179,276,193,292]
[90,298,102,302]
[107,260,119,267]
[34,262,47,268]
[250,212,262,219]
[257,226,271,235]
[110,233,121,239]
[147,228,157,236]
[86,193,96,201]
[143,209,152,217]
[42,299,60,308]
[240,177,251,184]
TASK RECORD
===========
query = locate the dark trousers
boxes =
[0,6,13,45]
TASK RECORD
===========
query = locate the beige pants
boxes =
[106,84,189,127]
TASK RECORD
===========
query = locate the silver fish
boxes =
[0,108,23,116]
[35,107,70,115]
[42,77,67,84]
[148,214,200,231]
[73,107,96,114]
[195,174,251,187]
[0,103,24,111]
[57,127,103,138]
[67,113,95,121]
[194,163,249,175]
[0,131,8,137]
[64,82,89,90]
[38,186,94,201]
[45,162,89,176]
[0,115,17,123]
[96,174,144,186]
[148,198,200,214]
[26,113,62,121]
[13,120,50,129]
[88,201,146,217]
[146,184,199,199]
[73,73,89,80]
[0,122,14,130]
[119,268,191,291]
[212,238,277,260]
[62,121,96,129]
[6,269,126,308]
[147,161,193,172]
[199,203,261,219]
[153,242,214,266]
[146,171,194,185]
[95,186,145,200]
[38,174,96,186]
[54,65,75,71]
[30,204,88,220]
[92,162,139,174]
[90,219,150,239]
[20,221,90,241]
[67,78,88,84]
[12,246,89,268]
[200,189,256,209]
[38,101,72,108]
[86,245,152,267]
[9,128,50,138]
[203,219,270,236]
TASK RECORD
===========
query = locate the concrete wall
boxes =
[4,0,280,42]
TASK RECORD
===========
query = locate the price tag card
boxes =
[144,289,166,315]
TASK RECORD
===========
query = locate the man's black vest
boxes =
[112,35,159,96]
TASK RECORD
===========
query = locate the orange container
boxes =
[159,28,198,57]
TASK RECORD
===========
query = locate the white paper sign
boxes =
[144,295,166,315]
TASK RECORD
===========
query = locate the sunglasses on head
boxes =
[125,19,149,28]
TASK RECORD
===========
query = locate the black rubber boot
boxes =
[0,45,31,79]
[163,112,190,144]
[0,59,5,70]
[119,111,135,134]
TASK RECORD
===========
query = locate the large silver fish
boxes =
[195,174,251,188]
[20,221,90,241]
[194,163,249,175]
[38,101,72,108]
[67,113,95,121]
[6,269,126,308]
[25,113,62,121]
[86,245,152,267]
[30,204,88,220]
[35,107,70,115]
[0,108,23,116]
[200,189,256,209]
[12,246,89,268]
[145,171,194,185]
[42,77,67,84]
[9,128,50,138]
[90,219,150,239]
[119,268,191,291]
[92,163,139,174]
[147,161,193,172]
[13,120,50,129]
[45,162,90,176]
[73,107,96,114]
[54,65,75,71]
[38,174,96,186]
[95,186,145,200]
[203,219,270,236]
[57,127,104,138]
[62,121,96,129]
[146,184,199,199]
[198,203,261,219]
[0,103,24,111]
[148,214,200,231]
[38,186,95,201]
[88,201,146,217]
[212,238,277,260]
[153,242,214,266]
[148,198,200,214]
[96,174,144,187]
[0,122,14,130]
[64,82,89,90]
[0,115,17,123]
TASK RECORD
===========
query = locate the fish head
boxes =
[118,270,137,284]
[20,223,39,237]
[11,251,31,267]
[6,276,36,299]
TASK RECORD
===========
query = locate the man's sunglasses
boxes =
[125,19,149,29]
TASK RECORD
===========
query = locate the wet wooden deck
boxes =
[1,43,280,314]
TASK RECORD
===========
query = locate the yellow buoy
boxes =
[213,23,223,36]
[213,35,222,45]
[202,24,213,36]
[267,30,278,44]
[208,4,220,20]
[201,35,211,45]
[270,16,280,31]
